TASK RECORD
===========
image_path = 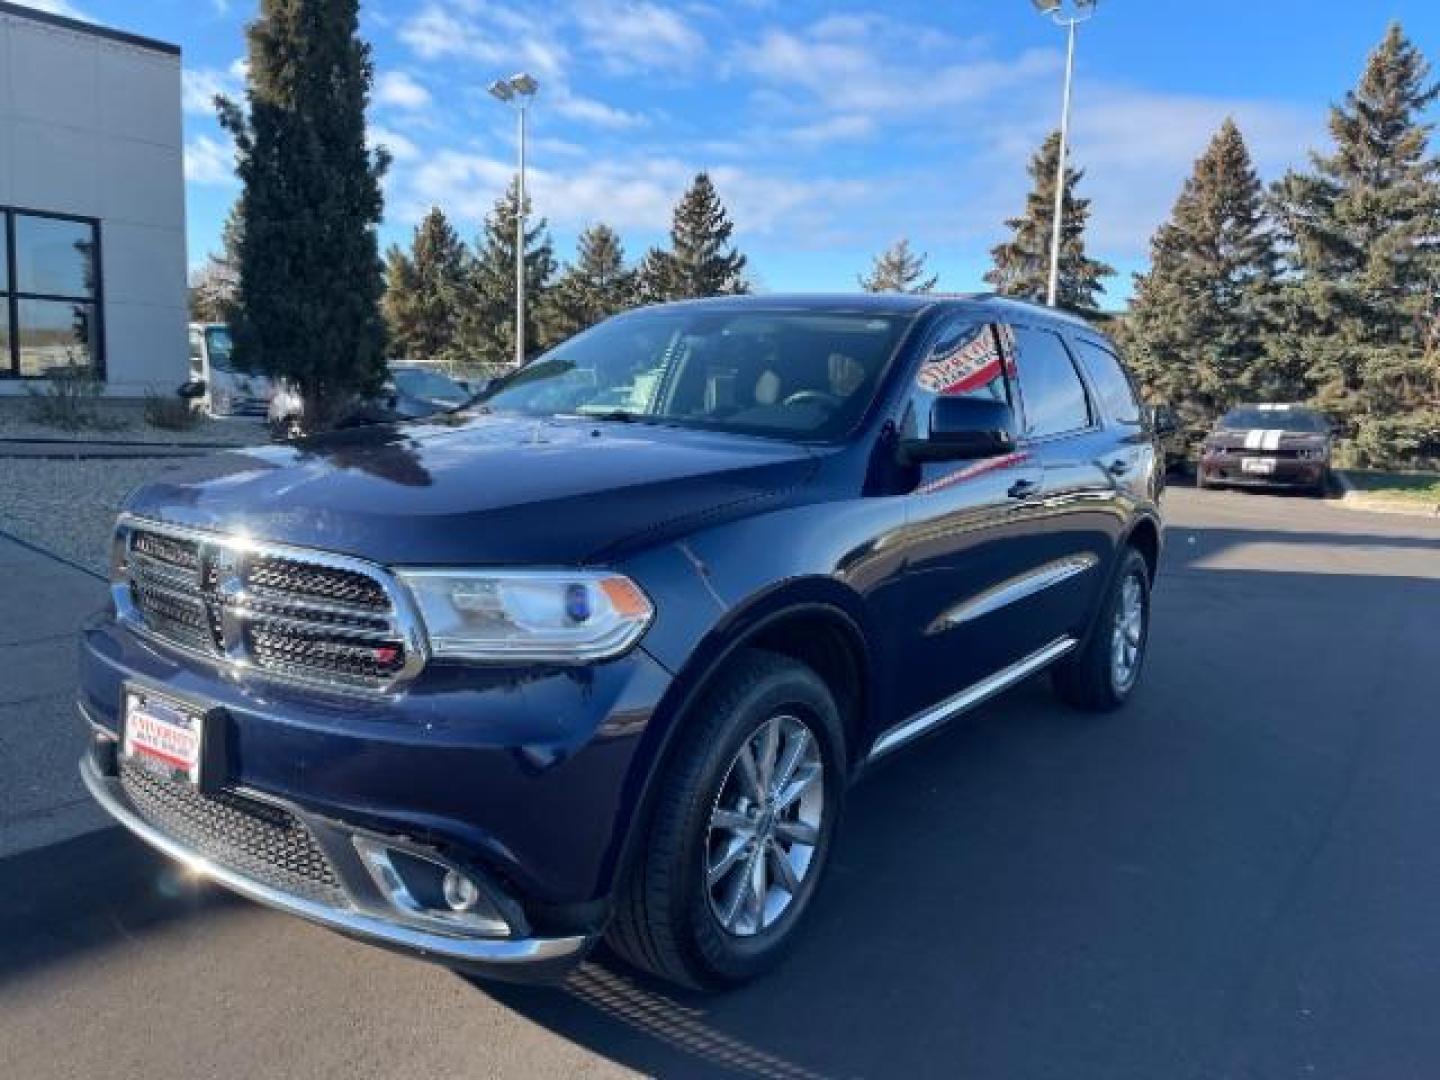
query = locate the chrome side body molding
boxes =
[868,637,1078,761]
[928,554,1099,634]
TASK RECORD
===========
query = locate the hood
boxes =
[123,413,818,566]
[1207,426,1330,451]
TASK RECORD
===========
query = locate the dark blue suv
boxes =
[80,294,1163,989]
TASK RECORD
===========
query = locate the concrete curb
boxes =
[1334,471,1440,518]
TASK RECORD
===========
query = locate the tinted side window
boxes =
[1011,326,1091,437]
[1074,338,1140,424]
[905,321,1014,440]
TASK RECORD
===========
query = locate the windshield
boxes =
[1219,408,1329,433]
[476,309,912,440]
[392,367,468,404]
[205,327,236,373]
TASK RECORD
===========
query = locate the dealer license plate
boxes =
[1242,457,1276,476]
[122,686,204,786]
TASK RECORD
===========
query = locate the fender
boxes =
[595,574,880,903]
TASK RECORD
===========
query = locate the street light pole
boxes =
[1032,0,1097,309]
[515,99,527,368]
[488,72,539,368]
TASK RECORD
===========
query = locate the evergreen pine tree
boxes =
[985,131,1113,311]
[858,238,938,293]
[216,0,389,428]
[637,173,748,301]
[383,207,469,364]
[545,223,635,342]
[1125,119,1280,425]
[1269,22,1440,455]
[453,180,557,369]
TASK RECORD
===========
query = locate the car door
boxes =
[1005,323,1124,641]
[890,317,1049,724]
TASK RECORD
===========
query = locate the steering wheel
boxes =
[782,390,844,410]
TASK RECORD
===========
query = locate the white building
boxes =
[0,1,187,398]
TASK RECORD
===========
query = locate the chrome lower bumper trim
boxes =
[79,754,591,968]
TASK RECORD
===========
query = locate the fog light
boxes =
[443,869,481,912]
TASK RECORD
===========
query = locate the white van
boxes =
[187,323,275,418]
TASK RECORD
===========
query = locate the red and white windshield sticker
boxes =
[916,325,1017,396]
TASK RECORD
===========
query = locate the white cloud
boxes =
[784,114,875,146]
[370,125,421,163]
[182,65,243,115]
[185,136,237,186]
[550,91,647,130]
[574,1,706,74]
[400,151,870,240]
[375,71,432,111]
[398,2,566,79]
[740,23,1059,116]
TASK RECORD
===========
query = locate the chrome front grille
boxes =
[115,517,425,694]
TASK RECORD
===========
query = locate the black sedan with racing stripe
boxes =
[1197,404,1333,495]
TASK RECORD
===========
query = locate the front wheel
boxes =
[606,650,845,989]
[1052,547,1152,712]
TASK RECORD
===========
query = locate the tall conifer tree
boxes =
[1125,120,1280,423]
[637,173,748,301]
[454,181,556,369]
[1270,23,1440,442]
[545,224,635,342]
[986,131,1112,312]
[383,207,469,364]
[217,0,389,427]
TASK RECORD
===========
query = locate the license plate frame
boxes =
[1241,457,1276,476]
[121,684,224,790]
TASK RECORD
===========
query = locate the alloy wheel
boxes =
[704,714,826,938]
[1110,570,1147,693]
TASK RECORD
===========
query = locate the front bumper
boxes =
[79,747,591,978]
[1200,456,1327,488]
[79,611,675,979]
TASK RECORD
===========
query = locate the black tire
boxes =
[1052,548,1152,713]
[1313,468,1331,498]
[606,649,845,990]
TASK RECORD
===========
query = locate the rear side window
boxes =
[1073,338,1141,424]
[1011,326,1091,437]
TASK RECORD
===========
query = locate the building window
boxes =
[2,208,103,380]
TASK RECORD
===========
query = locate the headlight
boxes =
[395,570,654,663]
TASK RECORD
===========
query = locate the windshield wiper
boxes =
[576,409,646,424]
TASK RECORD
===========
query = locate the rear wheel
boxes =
[606,650,844,989]
[1052,547,1152,712]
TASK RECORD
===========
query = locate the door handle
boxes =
[1106,459,1132,477]
[1008,478,1040,500]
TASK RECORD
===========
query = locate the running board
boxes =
[867,637,1078,762]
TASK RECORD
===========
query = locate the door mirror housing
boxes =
[177,378,207,400]
[1150,405,1180,437]
[904,397,1018,463]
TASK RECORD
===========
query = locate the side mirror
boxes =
[1151,405,1179,437]
[904,397,1018,463]
[177,378,206,400]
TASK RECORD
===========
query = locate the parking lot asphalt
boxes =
[2,485,1439,1079]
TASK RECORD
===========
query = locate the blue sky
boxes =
[21,0,1440,305]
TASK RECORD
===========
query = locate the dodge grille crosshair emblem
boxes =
[207,545,247,657]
